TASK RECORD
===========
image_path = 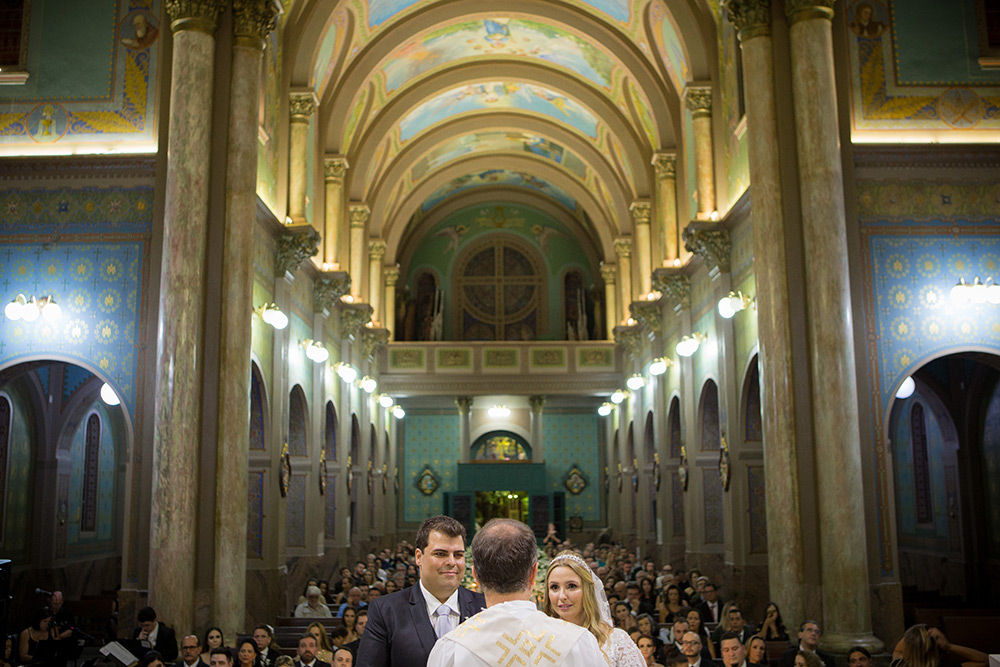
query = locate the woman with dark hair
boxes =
[613,601,638,633]
[637,577,657,617]
[342,606,360,644]
[656,585,686,624]
[891,625,987,667]
[236,638,260,667]
[138,651,166,667]
[200,628,224,666]
[758,602,788,641]
[685,607,716,660]
[19,608,55,665]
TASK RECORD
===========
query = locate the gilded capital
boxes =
[349,203,370,227]
[723,0,771,40]
[630,202,652,226]
[324,156,349,181]
[368,239,387,261]
[165,0,226,34]
[630,301,662,335]
[314,272,351,312]
[289,91,318,120]
[614,237,632,258]
[340,303,374,338]
[455,396,474,414]
[684,86,712,116]
[600,263,617,284]
[682,224,731,273]
[362,326,390,360]
[651,269,691,309]
[614,324,643,360]
[275,226,321,277]
[528,395,546,412]
[233,0,277,45]
[785,0,835,23]
[652,152,677,179]
[383,265,401,287]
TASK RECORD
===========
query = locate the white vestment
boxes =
[426,599,607,667]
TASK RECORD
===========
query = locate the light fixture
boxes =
[5,294,61,322]
[4,294,26,320]
[597,402,613,416]
[626,373,645,390]
[256,303,288,329]
[340,294,356,304]
[646,290,662,301]
[301,339,329,363]
[970,276,988,303]
[336,362,358,383]
[610,389,626,404]
[625,317,637,326]
[649,357,672,376]
[378,394,394,408]
[392,405,405,419]
[717,291,752,319]
[950,277,970,304]
[676,332,706,357]
[100,382,120,406]
[488,405,511,418]
[360,376,377,393]
[285,215,294,225]
[989,279,1000,304]
[709,210,720,221]
[895,376,915,399]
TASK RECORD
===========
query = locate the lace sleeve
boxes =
[605,628,647,667]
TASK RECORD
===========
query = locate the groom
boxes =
[427,518,604,667]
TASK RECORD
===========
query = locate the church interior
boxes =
[1,0,999,656]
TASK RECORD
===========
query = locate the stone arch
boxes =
[288,384,309,457]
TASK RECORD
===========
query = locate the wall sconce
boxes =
[100,382,120,406]
[378,393,394,408]
[626,373,645,390]
[950,276,1000,304]
[676,332,707,357]
[340,294,358,304]
[336,362,358,383]
[360,376,377,393]
[392,405,405,419]
[649,357,673,376]
[256,303,288,329]
[645,290,662,301]
[300,339,329,363]
[895,376,915,399]
[488,405,511,418]
[597,402,613,416]
[5,294,61,322]
[610,389,627,404]
[717,291,754,319]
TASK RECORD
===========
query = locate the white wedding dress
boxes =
[602,627,647,667]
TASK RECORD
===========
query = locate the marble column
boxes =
[368,239,386,325]
[213,0,276,638]
[149,0,225,633]
[724,0,806,627]
[684,86,716,220]
[614,237,633,321]
[600,263,617,340]
[652,152,679,264]
[383,265,400,341]
[288,91,317,224]
[786,0,881,652]
[456,397,473,464]
[630,202,653,297]
[323,156,349,268]
[348,203,369,300]
[528,396,545,462]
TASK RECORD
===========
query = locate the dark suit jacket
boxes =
[134,623,178,662]
[696,599,725,625]
[356,584,486,667]
[779,647,836,667]
[294,661,331,667]
[175,659,211,667]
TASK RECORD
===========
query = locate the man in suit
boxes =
[208,648,234,667]
[252,626,280,667]
[695,582,724,625]
[356,515,486,667]
[176,635,211,667]
[682,631,717,667]
[712,606,756,645]
[134,606,178,662]
[294,634,331,667]
[720,632,749,667]
[778,621,836,667]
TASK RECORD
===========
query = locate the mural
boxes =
[0,1,161,153]
[650,2,691,94]
[399,82,599,142]
[257,26,281,212]
[311,11,345,94]
[421,169,578,212]
[381,18,616,93]
[411,131,588,182]
[367,0,630,28]
[628,79,657,148]
[403,413,460,521]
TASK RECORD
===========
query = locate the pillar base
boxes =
[820,632,884,655]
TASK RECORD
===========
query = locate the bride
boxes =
[544,551,646,666]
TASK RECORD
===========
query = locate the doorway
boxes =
[475,490,528,528]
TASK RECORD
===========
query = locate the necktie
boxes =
[434,604,453,638]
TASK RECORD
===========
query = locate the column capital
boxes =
[232,0,277,46]
[651,268,691,309]
[165,0,226,34]
[630,301,662,335]
[455,396,474,414]
[362,326,390,360]
[723,0,771,41]
[785,0,835,24]
[340,303,374,338]
[600,263,617,284]
[349,203,370,227]
[682,222,731,273]
[528,395,546,413]
[613,323,643,360]
[368,239,387,261]
[289,91,318,121]
[324,156,350,182]
[684,86,713,117]
[314,272,351,312]
[651,152,677,179]
[614,236,632,258]
[630,201,652,226]
[383,265,401,287]
[275,225,320,277]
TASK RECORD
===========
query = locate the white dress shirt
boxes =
[419,580,460,629]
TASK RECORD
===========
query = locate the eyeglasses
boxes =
[682,641,702,646]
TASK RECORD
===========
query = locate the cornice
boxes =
[0,156,157,182]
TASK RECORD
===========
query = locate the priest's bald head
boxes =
[470,519,538,601]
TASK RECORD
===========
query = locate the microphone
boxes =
[36,587,54,596]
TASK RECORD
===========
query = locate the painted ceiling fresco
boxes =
[366,0,631,28]
[399,82,600,142]
[650,1,691,94]
[381,18,617,93]
[311,17,341,92]
[411,131,589,182]
[421,169,578,213]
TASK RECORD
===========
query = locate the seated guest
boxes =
[719,632,749,667]
[336,588,365,617]
[177,635,210,667]
[341,606,359,643]
[295,586,333,618]
[19,608,55,665]
[327,627,348,649]
[778,622,834,667]
[135,607,178,662]
[847,646,871,667]
[680,631,716,667]
[306,623,333,664]
[296,580,321,606]
[210,648,235,667]
[746,635,768,667]
[686,607,717,660]
[614,601,638,632]
[639,634,666,667]
[331,648,352,667]
[252,626,280,667]
[140,651,167,667]
[341,610,366,657]
[712,605,755,645]
[294,634,330,667]
[236,639,260,667]
[891,625,987,667]
[758,603,788,642]
[659,585,689,623]
[200,628,224,666]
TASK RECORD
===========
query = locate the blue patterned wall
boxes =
[982,384,1000,558]
[402,413,459,522]
[543,412,600,521]
[248,470,264,559]
[68,401,117,546]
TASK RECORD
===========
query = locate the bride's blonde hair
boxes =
[542,551,612,647]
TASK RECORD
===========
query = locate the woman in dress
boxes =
[637,577,658,617]
[19,608,55,665]
[306,623,333,663]
[614,602,638,633]
[746,635,768,667]
[758,602,788,642]
[685,606,717,659]
[342,606,360,644]
[236,639,260,667]
[544,550,646,667]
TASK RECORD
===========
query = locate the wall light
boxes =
[597,402,613,417]
[649,357,672,376]
[950,276,1000,305]
[256,303,288,329]
[717,291,753,319]
[378,393,394,408]
[360,376,378,393]
[676,332,707,357]
[300,339,329,363]
[895,376,915,399]
[610,389,627,404]
[336,362,358,383]
[5,294,61,322]
[100,382,120,406]
[392,405,405,419]
[626,373,645,390]
[488,405,511,418]
[645,290,662,301]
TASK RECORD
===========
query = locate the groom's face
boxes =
[415,530,466,599]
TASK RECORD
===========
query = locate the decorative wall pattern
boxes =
[286,473,307,548]
[247,470,265,558]
[671,471,685,537]
[67,402,116,547]
[543,412,600,520]
[402,413,459,522]
[983,384,1000,558]
[703,467,723,544]
[747,465,766,554]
